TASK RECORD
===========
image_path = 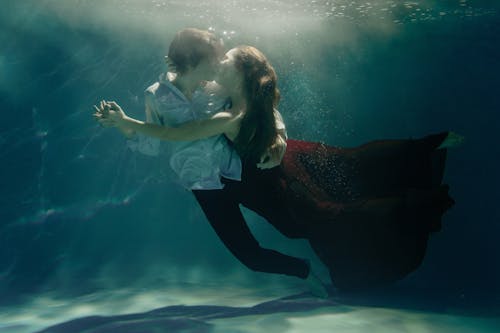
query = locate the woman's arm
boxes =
[257,110,288,169]
[95,100,241,141]
[123,111,239,141]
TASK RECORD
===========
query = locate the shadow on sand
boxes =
[34,285,500,332]
[35,293,342,333]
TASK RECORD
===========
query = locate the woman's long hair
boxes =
[232,46,280,163]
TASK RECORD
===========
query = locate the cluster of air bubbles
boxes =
[221,30,236,40]
[298,145,361,202]
[36,0,499,30]
[185,0,497,23]
[209,27,236,41]
[103,0,496,43]
[314,0,498,23]
[152,0,168,8]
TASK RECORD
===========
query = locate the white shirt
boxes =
[128,73,242,190]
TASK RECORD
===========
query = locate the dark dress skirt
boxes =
[273,132,454,290]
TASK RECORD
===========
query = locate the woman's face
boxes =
[216,48,243,90]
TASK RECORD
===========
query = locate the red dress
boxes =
[275,132,454,290]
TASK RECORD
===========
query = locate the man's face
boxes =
[195,57,220,81]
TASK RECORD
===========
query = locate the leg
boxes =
[192,187,310,279]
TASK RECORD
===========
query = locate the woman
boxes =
[96,45,458,292]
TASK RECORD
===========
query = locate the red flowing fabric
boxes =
[276,133,454,290]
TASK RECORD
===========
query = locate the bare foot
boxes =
[306,271,329,298]
[438,131,465,149]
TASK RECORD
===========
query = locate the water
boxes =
[0,0,499,332]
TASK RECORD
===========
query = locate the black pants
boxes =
[192,167,310,279]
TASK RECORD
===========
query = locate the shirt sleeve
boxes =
[274,109,288,139]
[126,89,162,156]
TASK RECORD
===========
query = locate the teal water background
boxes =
[0,1,499,331]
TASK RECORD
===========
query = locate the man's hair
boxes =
[168,28,223,74]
